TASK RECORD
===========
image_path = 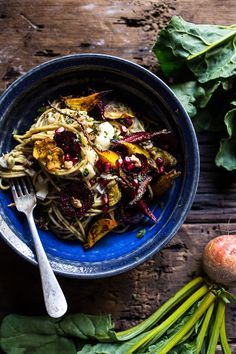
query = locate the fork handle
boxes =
[27,211,68,318]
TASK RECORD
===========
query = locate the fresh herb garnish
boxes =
[136,228,146,238]
[137,174,142,182]
[66,118,75,124]
[92,124,98,134]
[82,168,89,177]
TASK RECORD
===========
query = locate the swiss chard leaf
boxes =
[0,313,115,354]
[153,16,236,83]
[170,80,223,118]
[0,315,76,354]
[153,16,236,170]
[171,81,205,118]
[215,105,236,170]
[59,313,114,341]
[77,332,147,354]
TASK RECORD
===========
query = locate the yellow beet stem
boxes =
[116,276,204,341]
[220,312,232,354]
[126,283,209,353]
[157,292,216,354]
[207,299,226,354]
[195,302,215,354]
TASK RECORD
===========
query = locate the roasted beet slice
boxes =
[137,199,157,223]
[54,130,81,157]
[111,143,129,158]
[129,175,152,206]
[60,182,94,218]
[114,129,170,144]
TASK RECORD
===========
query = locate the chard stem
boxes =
[195,302,215,354]
[157,292,216,354]
[126,284,209,353]
[220,312,232,354]
[207,299,226,354]
[116,276,204,341]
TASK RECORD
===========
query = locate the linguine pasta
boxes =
[0,92,180,248]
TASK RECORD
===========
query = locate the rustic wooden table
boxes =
[0,0,235,352]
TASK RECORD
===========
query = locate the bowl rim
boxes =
[0,53,200,278]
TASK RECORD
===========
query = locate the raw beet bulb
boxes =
[60,182,94,218]
[203,235,236,287]
[54,130,81,157]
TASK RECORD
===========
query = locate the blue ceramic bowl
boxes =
[0,54,199,278]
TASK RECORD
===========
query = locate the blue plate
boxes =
[0,54,199,278]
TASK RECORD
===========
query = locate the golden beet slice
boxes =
[86,218,118,248]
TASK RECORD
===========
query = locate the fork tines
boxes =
[11,177,34,198]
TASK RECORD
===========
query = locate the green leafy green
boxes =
[153,16,236,171]
[59,313,114,340]
[0,313,114,354]
[77,332,147,354]
[215,105,236,170]
[171,81,205,118]
[153,16,236,83]
[171,80,223,118]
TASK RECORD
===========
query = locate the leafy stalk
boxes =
[207,299,226,354]
[126,284,209,353]
[156,292,216,354]
[195,302,215,354]
[115,276,204,341]
[220,314,232,354]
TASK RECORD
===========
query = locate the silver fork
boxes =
[11,178,68,318]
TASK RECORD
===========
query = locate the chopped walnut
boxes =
[130,154,142,167]
[70,197,82,208]
[64,160,73,169]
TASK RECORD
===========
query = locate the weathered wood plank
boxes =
[0,0,236,349]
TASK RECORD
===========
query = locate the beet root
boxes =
[203,235,236,287]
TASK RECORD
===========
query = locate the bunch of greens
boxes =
[0,277,235,353]
[153,16,236,171]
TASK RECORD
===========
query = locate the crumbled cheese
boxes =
[81,163,96,180]
[35,176,48,201]
[130,154,142,167]
[82,146,98,166]
[87,127,93,134]
[94,122,115,150]
[64,161,73,169]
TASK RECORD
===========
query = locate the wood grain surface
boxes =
[0,0,235,352]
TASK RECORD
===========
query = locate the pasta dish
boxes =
[0,91,180,248]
